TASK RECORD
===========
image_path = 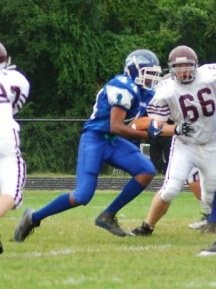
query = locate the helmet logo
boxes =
[116,93,123,104]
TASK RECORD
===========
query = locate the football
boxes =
[129,116,151,131]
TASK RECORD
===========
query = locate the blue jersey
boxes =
[83,74,155,133]
[73,73,156,205]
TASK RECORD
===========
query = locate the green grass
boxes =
[0,190,216,289]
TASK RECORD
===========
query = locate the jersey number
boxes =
[179,87,215,122]
[0,83,9,103]
[0,83,21,105]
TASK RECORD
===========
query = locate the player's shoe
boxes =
[200,222,216,233]
[14,208,40,242]
[95,212,127,237]
[130,222,154,236]
[198,241,216,256]
[0,237,3,254]
[188,214,209,230]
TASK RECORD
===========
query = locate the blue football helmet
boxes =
[124,49,161,90]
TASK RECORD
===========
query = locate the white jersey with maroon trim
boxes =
[147,63,216,145]
[0,69,30,133]
[0,68,29,207]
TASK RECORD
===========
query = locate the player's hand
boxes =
[174,120,194,137]
[148,120,163,138]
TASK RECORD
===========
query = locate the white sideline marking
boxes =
[9,248,75,258]
[8,244,172,258]
[209,282,216,287]
[63,276,121,286]
[63,277,93,285]
[185,281,216,288]
[39,275,121,286]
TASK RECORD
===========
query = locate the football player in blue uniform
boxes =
[14,49,162,241]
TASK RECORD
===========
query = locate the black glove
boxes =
[174,120,194,137]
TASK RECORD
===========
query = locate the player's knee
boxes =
[74,195,91,205]
[139,165,156,177]
[160,184,181,202]
[73,191,94,205]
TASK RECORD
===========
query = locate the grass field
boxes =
[0,190,216,289]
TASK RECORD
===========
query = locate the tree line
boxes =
[0,0,215,118]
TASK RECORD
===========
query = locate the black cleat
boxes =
[198,241,216,256]
[201,222,216,233]
[14,208,40,242]
[0,237,3,254]
[95,212,127,237]
[130,222,154,236]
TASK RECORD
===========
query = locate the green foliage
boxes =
[0,0,215,117]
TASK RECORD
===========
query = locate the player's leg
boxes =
[131,137,193,236]
[106,139,155,210]
[0,195,15,216]
[14,131,104,242]
[198,196,216,254]
[188,182,210,229]
[161,136,172,173]
[0,133,26,252]
[149,137,164,174]
[95,137,156,236]
[201,193,216,233]
[198,147,216,233]
[187,170,211,230]
[14,168,98,243]
[0,133,26,216]
[0,182,22,254]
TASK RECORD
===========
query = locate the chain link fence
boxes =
[17,119,192,192]
[19,118,85,174]
[19,118,151,175]
[17,119,168,190]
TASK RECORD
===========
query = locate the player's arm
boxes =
[160,122,176,136]
[148,119,194,138]
[11,72,30,115]
[110,106,148,140]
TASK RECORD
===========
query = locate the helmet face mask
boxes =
[170,63,196,83]
[124,49,161,90]
[135,65,162,90]
[168,45,198,84]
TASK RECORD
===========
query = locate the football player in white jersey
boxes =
[0,42,30,253]
[130,45,216,242]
